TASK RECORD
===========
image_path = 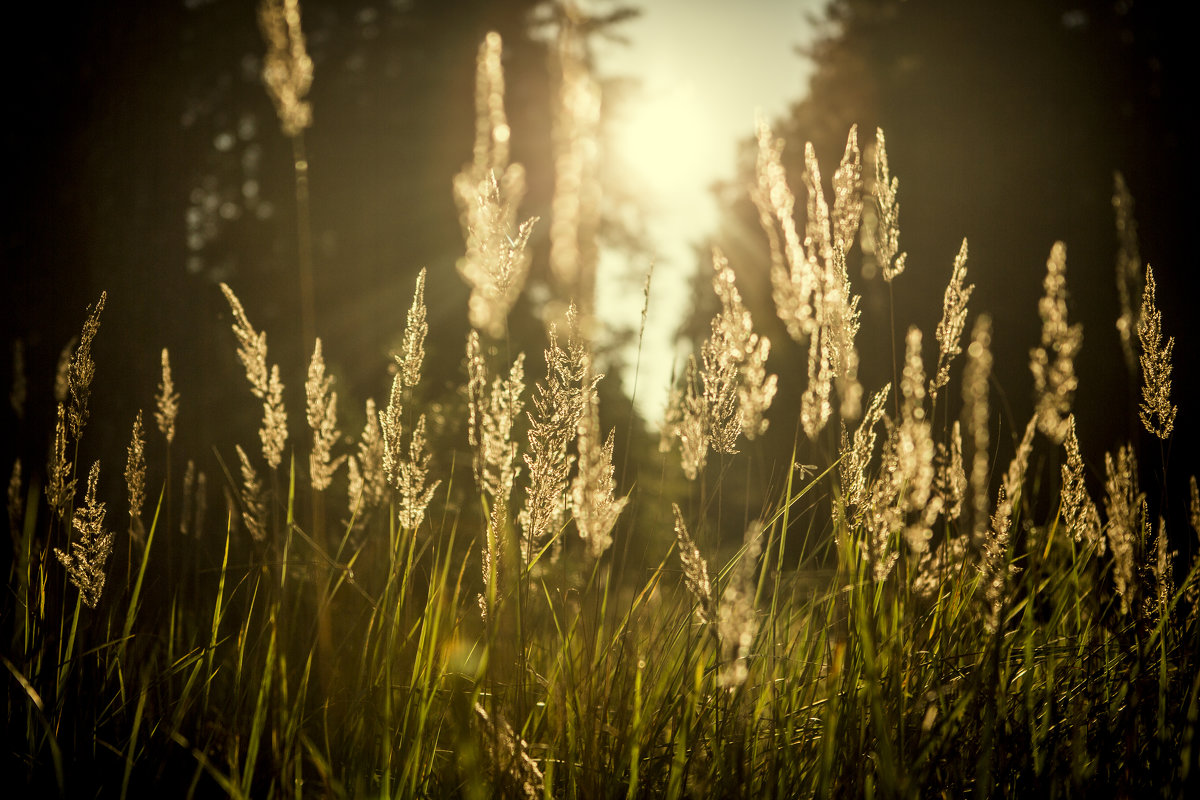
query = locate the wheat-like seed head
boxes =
[346,398,387,528]
[236,445,269,543]
[221,284,288,468]
[1060,415,1103,552]
[934,421,967,522]
[520,306,592,561]
[261,365,288,469]
[1136,264,1176,439]
[473,702,544,800]
[220,283,269,397]
[54,461,112,608]
[672,503,715,627]
[46,403,74,518]
[831,125,864,252]
[399,269,428,391]
[872,128,906,281]
[930,239,973,404]
[155,348,179,446]
[753,115,815,342]
[1029,242,1081,443]
[838,383,891,517]
[258,0,313,137]
[453,34,537,339]
[125,411,146,544]
[396,414,439,530]
[305,339,345,492]
[67,292,106,440]
[1144,516,1172,624]
[1104,444,1141,615]
[570,370,627,559]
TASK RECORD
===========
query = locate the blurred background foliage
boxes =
[1,0,1192,565]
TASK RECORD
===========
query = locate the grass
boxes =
[4,9,1200,799]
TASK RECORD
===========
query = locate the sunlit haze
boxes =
[593,0,823,420]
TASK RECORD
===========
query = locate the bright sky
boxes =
[592,0,824,420]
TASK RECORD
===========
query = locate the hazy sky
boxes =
[592,0,824,418]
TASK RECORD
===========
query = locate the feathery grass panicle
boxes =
[220,283,288,468]
[570,370,626,559]
[979,417,1036,629]
[934,421,967,521]
[664,249,779,475]
[54,462,112,608]
[839,383,891,517]
[1104,444,1141,615]
[467,336,525,507]
[1030,242,1081,443]
[395,414,439,530]
[67,291,106,440]
[861,431,903,582]
[220,283,269,397]
[520,305,593,560]
[802,141,834,266]
[155,348,179,446]
[236,445,269,543]
[672,504,714,627]
[871,128,906,281]
[1136,264,1176,439]
[753,116,815,343]
[125,411,146,543]
[379,279,440,530]
[1060,415,1103,552]
[466,334,525,601]
[1145,516,1171,623]
[8,460,23,546]
[965,316,993,542]
[981,485,1017,632]
[660,359,707,480]
[258,0,313,137]
[10,339,25,419]
[380,275,427,487]
[929,239,973,403]
[305,338,345,491]
[347,398,386,525]
[473,702,544,800]
[400,268,428,391]
[261,366,288,469]
[826,243,864,420]
[1113,172,1141,371]
[718,523,762,689]
[711,247,778,439]
[54,337,75,405]
[831,124,864,252]
[46,403,74,518]
[453,33,537,339]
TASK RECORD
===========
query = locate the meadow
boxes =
[3,4,1199,797]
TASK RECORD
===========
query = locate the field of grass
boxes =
[4,5,1199,798]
